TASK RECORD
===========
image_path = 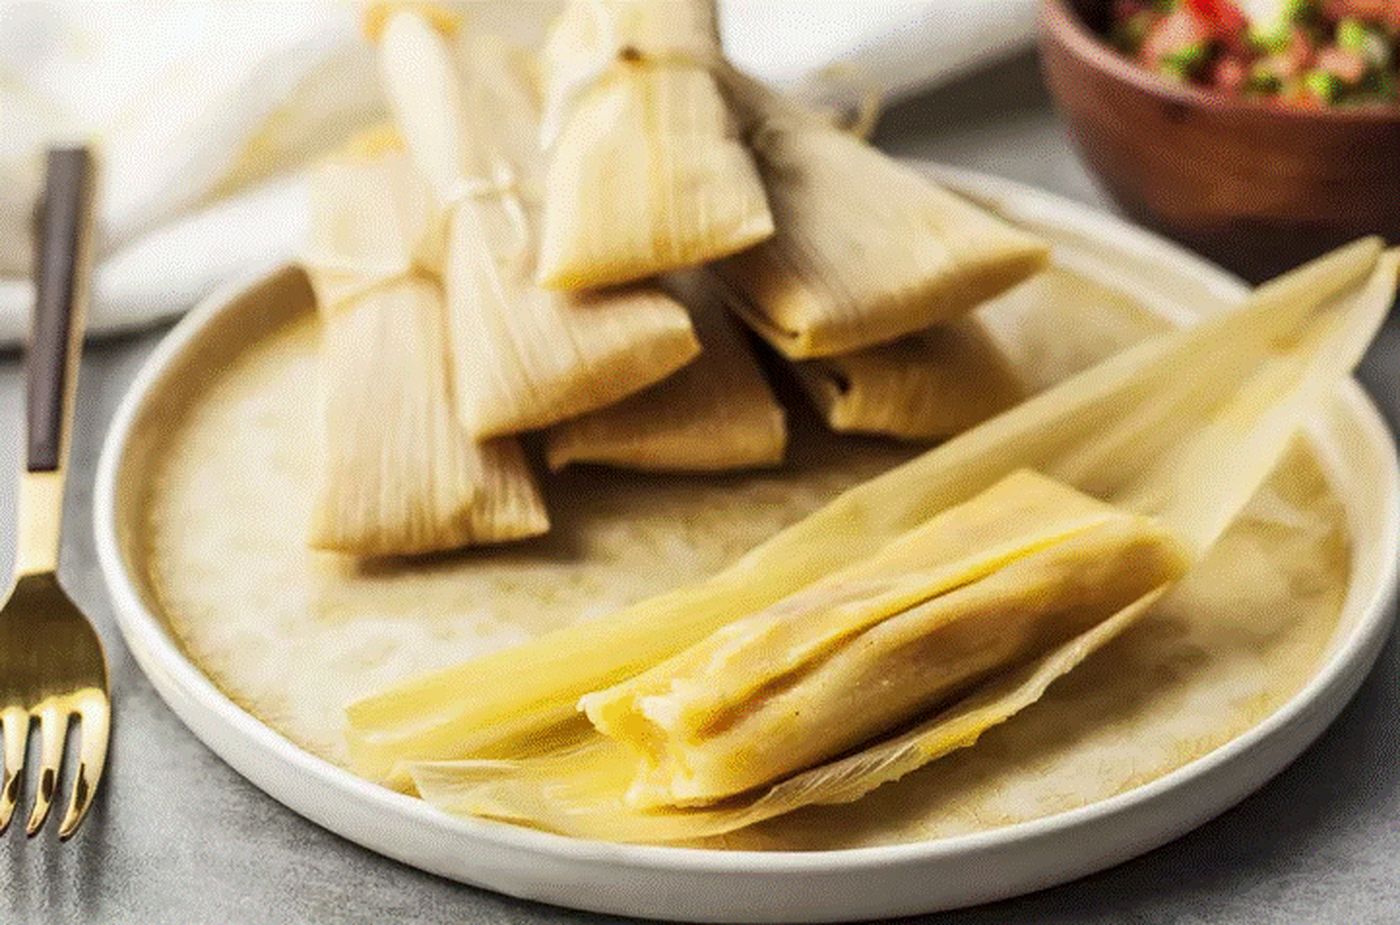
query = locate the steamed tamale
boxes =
[304,151,548,556]
[583,470,1187,807]
[345,240,1398,783]
[545,274,786,471]
[536,0,774,289]
[411,593,1163,842]
[581,470,1129,750]
[792,319,1024,441]
[408,475,1185,840]
[711,76,1049,358]
[375,12,700,438]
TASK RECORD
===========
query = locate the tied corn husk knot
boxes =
[301,139,445,315]
[302,133,526,312]
[377,13,701,437]
[440,158,533,275]
[537,0,774,289]
[538,0,727,150]
[302,144,549,557]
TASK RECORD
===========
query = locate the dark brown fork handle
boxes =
[27,148,95,473]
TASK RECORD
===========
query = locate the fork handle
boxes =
[27,148,95,473]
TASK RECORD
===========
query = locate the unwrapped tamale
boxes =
[407,472,1185,840]
[583,470,1187,807]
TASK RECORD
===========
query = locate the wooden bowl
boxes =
[1039,0,1400,281]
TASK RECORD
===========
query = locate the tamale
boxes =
[374,12,700,438]
[791,319,1024,441]
[584,471,1187,807]
[408,487,1184,839]
[344,240,1398,782]
[536,0,774,289]
[413,591,1164,842]
[544,274,786,471]
[710,76,1049,358]
[304,151,548,555]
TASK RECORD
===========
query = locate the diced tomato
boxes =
[1211,54,1251,90]
[1141,8,1215,69]
[1315,45,1370,81]
[1184,0,1249,36]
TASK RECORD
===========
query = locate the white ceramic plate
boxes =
[93,167,1400,923]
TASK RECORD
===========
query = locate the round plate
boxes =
[93,167,1399,923]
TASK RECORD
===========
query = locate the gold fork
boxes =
[0,147,109,839]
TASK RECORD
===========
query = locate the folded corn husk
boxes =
[374,11,700,438]
[346,240,1398,787]
[304,149,548,556]
[709,75,1049,358]
[545,273,786,471]
[536,0,774,289]
[792,318,1025,440]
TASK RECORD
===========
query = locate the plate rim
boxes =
[92,165,1400,910]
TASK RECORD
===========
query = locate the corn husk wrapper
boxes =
[792,318,1025,440]
[303,151,548,556]
[709,76,1049,359]
[375,13,700,438]
[535,0,774,289]
[545,273,786,471]
[346,240,1398,794]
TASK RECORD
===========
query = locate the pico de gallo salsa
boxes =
[1108,0,1400,106]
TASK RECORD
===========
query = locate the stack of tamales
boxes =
[300,0,1062,558]
[536,0,1050,444]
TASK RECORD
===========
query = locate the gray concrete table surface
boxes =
[1,51,1397,925]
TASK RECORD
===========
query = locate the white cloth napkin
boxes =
[0,0,1035,344]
